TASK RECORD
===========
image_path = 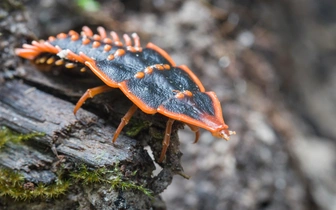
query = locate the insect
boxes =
[15,26,235,162]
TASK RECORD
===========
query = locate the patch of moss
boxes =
[0,168,70,200]
[0,163,152,201]
[0,126,45,148]
[149,127,165,140]
[108,174,153,197]
[125,120,151,138]
[70,164,153,198]
[70,164,106,184]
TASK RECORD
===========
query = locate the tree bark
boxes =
[0,76,171,209]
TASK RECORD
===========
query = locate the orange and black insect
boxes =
[15,26,236,162]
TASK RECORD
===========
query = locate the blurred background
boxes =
[5,0,336,209]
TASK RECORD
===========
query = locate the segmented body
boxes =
[15,26,235,162]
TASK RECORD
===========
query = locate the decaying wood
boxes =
[0,80,145,166]
[0,78,169,209]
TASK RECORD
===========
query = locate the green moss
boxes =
[70,164,153,198]
[108,175,153,197]
[0,126,45,148]
[0,163,152,201]
[0,168,70,200]
[70,164,106,184]
[125,120,151,137]
[149,127,165,139]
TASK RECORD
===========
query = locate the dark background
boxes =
[1,0,336,209]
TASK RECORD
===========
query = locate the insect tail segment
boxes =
[15,40,61,60]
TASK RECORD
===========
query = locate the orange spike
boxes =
[48,36,56,42]
[92,41,101,48]
[71,34,79,41]
[67,50,85,63]
[31,41,51,52]
[111,31,123,46]
[184,90,193,97]
[175,92,185,99]
[22,43,37,50]
[104,45,112,52]
[163,64,170,70]
[134,72,145,79]
[114,49,125,57]
[144,66,153,74]
[114,41,123,47]
[65,63,76,68]
[132,33,141,50]
[107,54,114,60]
[97,26,107,39]
[123,34,132,46]
[56,33,67,39]
[93,34,101,41]
[68,30,79,36]
[55,45,62,53]
[110,31,120,42]
[55,59,64,66]
[155,64,164,70]
[127,46,136,52]
[82,26,93,37]
[103,38,113,44]
[82,37,90,45]
[44,42,60,54]
[37,56,47,64]
[46,57,55,64]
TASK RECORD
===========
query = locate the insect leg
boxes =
[159,118,175,162]
[187,124,200,144]
[74,85,113,115]
[112,104,138,143]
